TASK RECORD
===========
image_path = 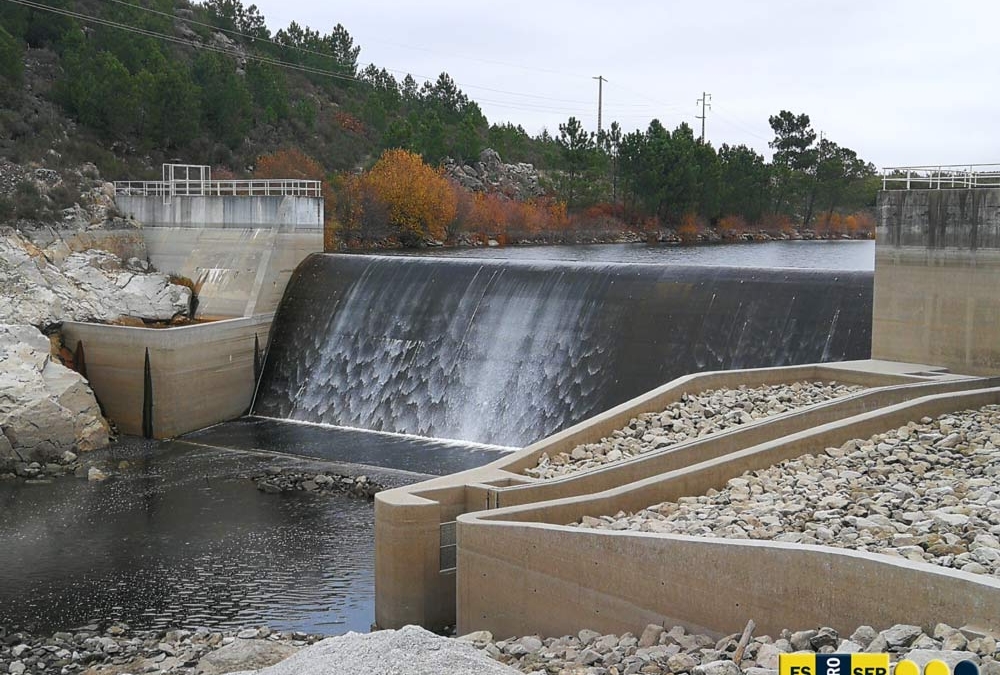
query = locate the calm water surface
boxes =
[391,240,875,270]
[0,426,505,634]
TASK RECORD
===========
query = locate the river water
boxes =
[0,240,874,636]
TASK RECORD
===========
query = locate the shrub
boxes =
[0,26,23,88]
[13,180,46,220]
[362,148,456,244]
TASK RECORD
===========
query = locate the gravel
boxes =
[240,625,520,675]
[250,467,382,499]
[526,381,866,480]
[0,624,320,674]
[572,405,1000,577]
[467,622,1000,675]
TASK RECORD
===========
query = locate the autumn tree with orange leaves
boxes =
[255,148,338,249]
[363,149,457,244]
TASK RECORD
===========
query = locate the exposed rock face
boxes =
[443,148,544,200]
[0,227,190,327]
[0,323,109,466]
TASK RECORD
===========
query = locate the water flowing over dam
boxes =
[253,253,873,447]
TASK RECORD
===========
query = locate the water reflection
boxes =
[0,440,377,634]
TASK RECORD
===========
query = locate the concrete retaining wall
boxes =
[115,195,323,230]
[457,385,1000,639]
[115,195,323,317]
[142,228,322,317]
[62,315,272,438]
[874,189,1000,374]
[374,360,971,631]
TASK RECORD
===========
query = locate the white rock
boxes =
[0,324,109,465]
[0,229,190,326]
[197,638,299,675]
[693,660,742,675]
[239,626,520,675]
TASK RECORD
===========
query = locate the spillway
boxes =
[252,254,873,447]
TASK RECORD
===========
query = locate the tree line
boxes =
[0,0,879,243]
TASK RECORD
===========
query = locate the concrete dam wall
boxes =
[115,194,323,317]
[253,254,874,447]
[875,188,1000,375]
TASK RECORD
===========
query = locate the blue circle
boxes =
[954,660,980,675]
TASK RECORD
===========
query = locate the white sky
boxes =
[250,0,1000,168]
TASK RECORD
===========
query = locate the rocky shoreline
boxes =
[571,404,1000,578]
[4,620,996,675]
[0,624,321,675]
[527,381,866,480]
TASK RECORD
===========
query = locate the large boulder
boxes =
[0,323,109,467]
[196,639,300,675]
[0,227,190,326]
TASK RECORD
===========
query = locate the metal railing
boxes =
[113,178,322,197]
[882,164,1000,190]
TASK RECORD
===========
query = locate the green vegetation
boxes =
[0,0,878,238]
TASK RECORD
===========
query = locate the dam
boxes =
[2,241,878,632]
[254,253,874,447]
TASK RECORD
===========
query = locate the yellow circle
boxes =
[924,661,951,675]
[894,661,920,675]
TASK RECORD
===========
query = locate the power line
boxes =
[10,0,766,139]
[592,75,606,135]
[696,91,711,143]
[711,107,773,143]
[5,0,361,81]
[91,0,656,109]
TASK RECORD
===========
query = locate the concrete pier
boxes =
[67,170,326,438]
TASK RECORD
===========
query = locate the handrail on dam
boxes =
[113,178,322,198]
[882,163,1000,190]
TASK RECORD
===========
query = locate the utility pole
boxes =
[593,75,606,135]
[696,92,712,142]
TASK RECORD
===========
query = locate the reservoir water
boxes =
[0,241,875,635]
[390,239,875,270]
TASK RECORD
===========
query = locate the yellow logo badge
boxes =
[778,653,979,675]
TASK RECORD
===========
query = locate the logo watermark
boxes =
[779,653,980,675]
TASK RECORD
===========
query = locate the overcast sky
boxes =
[250,0,1000,169]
